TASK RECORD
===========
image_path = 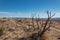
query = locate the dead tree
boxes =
[28,11,55,40]
[19,11,55,40]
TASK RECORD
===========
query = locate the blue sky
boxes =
[0,0,60,18]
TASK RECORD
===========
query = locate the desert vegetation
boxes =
[0,11,60,40]
[18,11,55,40]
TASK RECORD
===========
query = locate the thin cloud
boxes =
[0,11,59,18]
[0,12,31,18]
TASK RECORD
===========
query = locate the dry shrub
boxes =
[0,27,4,36]
[19,11,55,40]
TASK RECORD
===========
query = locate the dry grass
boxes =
[0,18,59,40]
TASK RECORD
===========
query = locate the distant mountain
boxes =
[51,18,60,21]
[39,18,60,21]
[0,17,60,21]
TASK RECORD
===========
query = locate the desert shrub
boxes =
[17,19,22,22]
[58,35,60,40]
[28,11,55,40]
[19,11,55,40]
[8,28,15,32]
[0,27,4,36]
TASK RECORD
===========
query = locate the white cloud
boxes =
[0,11,60,18]
[0,12,31,18]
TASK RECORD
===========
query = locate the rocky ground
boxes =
[0,18,60,40]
